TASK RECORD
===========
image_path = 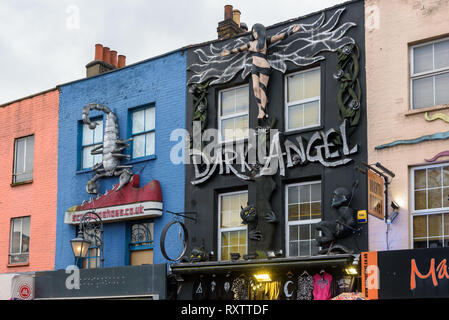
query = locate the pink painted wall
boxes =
[0,90,58,273]
[366,0,449,251]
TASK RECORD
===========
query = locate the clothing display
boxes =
[218,274,234,300]
[281,272,297,300]
[312,271,333,300]
[231,275,249,300]
[297,271,314,300]
[209,275,218,300]
[192,276,208,300]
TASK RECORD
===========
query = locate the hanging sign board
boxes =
[367,170,384,220]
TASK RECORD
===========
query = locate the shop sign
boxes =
[367,170,384,220]
[362,248,449,299]
[65,201,162,225]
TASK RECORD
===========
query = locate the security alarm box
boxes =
[357,210,367,223]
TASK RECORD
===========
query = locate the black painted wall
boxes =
[184,0,367,260]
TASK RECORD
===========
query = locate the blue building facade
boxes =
[54,50,186,271]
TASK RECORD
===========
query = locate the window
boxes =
[81,119,103,169]
[9,216,30,264]
[410,38,449,109]
[218,191,248,261]
[218,85,249,143]
[129,222,154,266]
[411,164,449,248]
[285,68,321,131]
[13,135,34,183]
[131,106,155,159]
[286,181,321,257]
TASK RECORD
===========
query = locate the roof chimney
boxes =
[86,44,126,77]
[217,5,246,39]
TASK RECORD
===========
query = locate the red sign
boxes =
[19,284,31,299]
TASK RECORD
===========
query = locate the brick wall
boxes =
[0,90,59,273]
[366,0,449,251]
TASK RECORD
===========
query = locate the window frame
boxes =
[12,134,35,184]
[410,163,449,249]
[217,84,249,144]
[130,104,156,160]
[409,37,449,110]
[284,67,321,132]
[285,180,322,257]
[9,216,31,265]
[79,117,104,170]
[217,190,248,261]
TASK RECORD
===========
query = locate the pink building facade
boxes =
[366,0,449,251]
[0,89,59,274]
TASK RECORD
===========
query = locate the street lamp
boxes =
[70,210,104,268]
[70,230,91,259]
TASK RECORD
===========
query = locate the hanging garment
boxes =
[231,276,249,300]
[297,273,314,300]
[209,277,218,300]
[218,275,234,300]
[192,277,208,300]
[312,272,333,300]
[281,275,297,300]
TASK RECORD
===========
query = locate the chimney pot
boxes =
[103,47,111,65]
[224,5,233,20]
[95,44,104,61]
[110,50,118,68]
[232,9,241,27]
[118,55,126,68]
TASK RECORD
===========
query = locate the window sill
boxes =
[76,168,95,175]
[10,180,33,187]
[126,155,157,165]
[7,262,29,268]
[283,125,323,136]
[405,104,449,117]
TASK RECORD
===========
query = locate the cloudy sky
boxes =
[0,0,348,104]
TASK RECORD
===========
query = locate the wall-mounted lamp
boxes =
[254,273,272,282]
[391,201,400,210]
[345,266,358,275]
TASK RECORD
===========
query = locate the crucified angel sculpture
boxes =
[220,24,301,124]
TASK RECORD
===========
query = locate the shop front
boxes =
[175,1,368,301]
[34,264,166,300]
[171,254,361,300]
[362,247,449,299]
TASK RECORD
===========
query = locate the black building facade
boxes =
[172,0,368,300]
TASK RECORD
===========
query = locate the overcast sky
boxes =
[0,0,348,104]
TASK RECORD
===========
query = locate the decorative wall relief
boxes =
[375,130,449,150]
[425,150,449,162]
[334,44,361,128]
[82,103,133,194]
[187,8,356,126]
[315,185,358,254]
[240,204,262,241]
[190,81,210,149]
[424,112,449,124]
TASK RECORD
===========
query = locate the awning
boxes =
[170,254,358,275]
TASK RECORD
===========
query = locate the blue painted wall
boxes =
[55,51,186,270]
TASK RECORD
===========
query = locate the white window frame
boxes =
[131,105,156,159]
[217,84,249,144]
[9,216,31,265]
[284,67,321,132]
[13,135,34,184]
[81,118,103,170]
[410,163,449,249]
[285,180,322,257]
[410,37,449,110]
[217,190,248,261]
